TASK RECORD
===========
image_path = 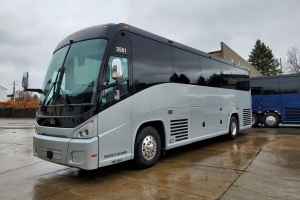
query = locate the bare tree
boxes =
[23,91,33,102]
[15,90,33,102]
[284,46,300,73]
[15,90,24,101]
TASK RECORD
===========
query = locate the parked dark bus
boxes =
[251,74,300,127]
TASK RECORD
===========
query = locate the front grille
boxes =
[243,109,252,126]
[170,119,189,142]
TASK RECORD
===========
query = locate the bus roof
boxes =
[54,23,249,71]
[251,73,300,80]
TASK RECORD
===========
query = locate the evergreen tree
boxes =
[248,39,279,76]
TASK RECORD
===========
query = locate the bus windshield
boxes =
[40,39,107,107]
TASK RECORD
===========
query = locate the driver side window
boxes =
[102,56,129,104]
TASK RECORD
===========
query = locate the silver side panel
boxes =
[129,83,251,150]
[97,97,132,167]
[95,83,251,158]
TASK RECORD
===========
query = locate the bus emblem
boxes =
[50,119,55,125]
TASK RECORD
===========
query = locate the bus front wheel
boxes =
[134,126,161,169]
[228,116,239,140]
[262,113,280,128]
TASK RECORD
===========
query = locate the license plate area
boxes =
[40,148,62,160]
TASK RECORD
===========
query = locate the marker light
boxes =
[168,110,173,114]
[124,25,129,29]
[103,25,108,29]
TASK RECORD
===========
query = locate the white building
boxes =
[0,86,8,102]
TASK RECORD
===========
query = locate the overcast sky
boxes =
[0,0,299,94]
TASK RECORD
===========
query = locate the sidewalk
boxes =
[0,118,36,129]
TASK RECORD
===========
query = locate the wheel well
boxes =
[231,113,239,128]
[264,111,281,118]
[136,121,166,149]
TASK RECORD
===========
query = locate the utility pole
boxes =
[12,81,17,102]
[280,58,283,75]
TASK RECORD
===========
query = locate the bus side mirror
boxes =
[111,58,123,80]
[22,71,29,90]
[111,58,123,101]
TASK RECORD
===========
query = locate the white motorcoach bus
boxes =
[22,23,252,170]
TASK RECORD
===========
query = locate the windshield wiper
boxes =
[40,68,61,111]
[60,88,73,111]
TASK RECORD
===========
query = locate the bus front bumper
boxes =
[33,133,98,170]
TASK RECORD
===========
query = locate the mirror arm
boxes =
[25,88,44,94]
[113,80,121,100]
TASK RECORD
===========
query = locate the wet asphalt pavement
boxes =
[0,118,36,128]
[0,119,299,200]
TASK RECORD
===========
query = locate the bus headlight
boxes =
[74,122,93,139]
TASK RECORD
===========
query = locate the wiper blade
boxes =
[60,88,73,111]
[41,68,61,111]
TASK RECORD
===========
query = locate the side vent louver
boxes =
[170,119,189,142]
[285,108,300,121]
[243,109,252,126]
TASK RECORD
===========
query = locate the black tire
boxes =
[262,113,280,128]
[228,116,239,140]
[134,126,161,169]
[252,113,260,127]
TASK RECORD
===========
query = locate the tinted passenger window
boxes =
[171,48,200,84]
[235,67,250,91]
[251,87,263,95]
[251,78,278,94]
[131,34,173,93]
[220,62,234,89]
[219,64,250,91]
[200,56,221,87]
[278,76,300,94]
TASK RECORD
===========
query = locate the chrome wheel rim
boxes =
[266,116,276,125]
[231,121,237,136]
[142,135,157,160]
[252,116,255,125]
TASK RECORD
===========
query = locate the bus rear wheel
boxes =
[262,113,280,128]
[228,116,239,140]
[134,126,161,169]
